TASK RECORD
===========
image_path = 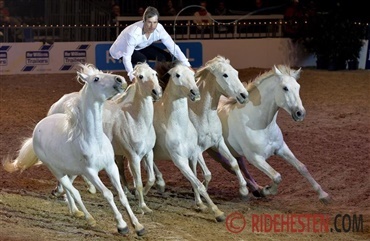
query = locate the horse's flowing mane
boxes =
[196,55,229,75]
[64,63,104,140]
[155,60,183,90]
[114,62,149,104]
[75,63,105,84]
[195,55,230,84]
[247,65,294,88]
[225,65,294,106]
[114,83,135,104]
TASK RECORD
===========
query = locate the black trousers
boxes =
[131,44,172,66]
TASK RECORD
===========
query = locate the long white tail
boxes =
[3,137,41,173]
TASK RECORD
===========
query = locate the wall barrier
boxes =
[0,39,368,75]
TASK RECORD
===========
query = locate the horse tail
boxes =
[2,137,41,173]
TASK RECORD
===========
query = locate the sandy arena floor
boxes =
[0,67,369,241]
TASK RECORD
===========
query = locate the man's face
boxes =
[144,15,158,34]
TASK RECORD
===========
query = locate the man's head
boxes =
[143,6,160,34]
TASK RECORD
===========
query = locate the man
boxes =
[109,6,191,81]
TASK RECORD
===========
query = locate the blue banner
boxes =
[95,42,203,71]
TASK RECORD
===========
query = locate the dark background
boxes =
[2,0,369,25]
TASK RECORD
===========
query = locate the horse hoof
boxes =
[51,189,64,197]
[73,210,84,218]
[87,217,97,227]
[262,185,277,196]
[156,184,165,193]
[239,186,249,197]
[240,194,250,201]
[141,206,153,214]
[136,227,146,236]
[118,226,129,235]
[320,195,331,205]
[196,203,208,212]
[252,190,263,198]
[87,186,96,194]
[215,213,226,222]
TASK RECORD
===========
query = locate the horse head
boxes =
[76,63,126,101]
[197,55,248,104]
[132,62,162,101]
[273,65,305,121]
[167,61,200,102]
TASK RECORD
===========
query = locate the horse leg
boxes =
[51,181,65,197]
[172,156,225,222]
[214,140,249,198]
[142,151,155,195]
[153,162,166,193]
[206,148,261,197]
[129,155,152,213]
[81,175,96,194]
[236,156,264,197]
[246,154,282,196]
[103,163,145,236]
[189,154,208,211]
[115,155,135,199]
[57,175,96,226]
[194,153,211,190]
[276,142,330,204]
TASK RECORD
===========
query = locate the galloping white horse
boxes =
[151,56,254,198]
[49,63,162,214]
[151,61,225,222]
[3,64,146,236]
[208,65,330,203]
[103,62,162,214]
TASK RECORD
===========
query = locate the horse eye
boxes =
[283,86,288,91]
[139,75,143,79]
[176,73,180,78]
[223,73,228,78]
[94,77,99,82]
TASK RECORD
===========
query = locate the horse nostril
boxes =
[152,89,157,96]
[240,92,247,99]
[116,77,122,83]
[190,89,196,96]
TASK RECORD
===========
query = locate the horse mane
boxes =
[195,55,230,82]
[113,83,136,104]
[155,60,182,90]
[75,63,105,84]
[245,65,295,90]
[64,87,83,141]
[196,55,230,75]
[63,63,105,140]
[224,65,294,105]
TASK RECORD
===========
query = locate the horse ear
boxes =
[294,67,302,79]
[77,71,88,82]
[273,65,282,76]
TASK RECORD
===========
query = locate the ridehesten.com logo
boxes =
[225,212,364,234]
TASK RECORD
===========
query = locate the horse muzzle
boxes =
[236,91,249,104]
[189,89,201,102]
[151,88,163,102]
[292,108,306,121]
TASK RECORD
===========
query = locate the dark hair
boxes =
[143,6,160,21]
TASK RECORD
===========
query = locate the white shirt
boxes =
[109,21,191,80]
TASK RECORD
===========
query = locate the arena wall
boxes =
[0,39,368,75]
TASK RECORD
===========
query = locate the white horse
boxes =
[3,63,146,236]
[208,65,330,203]
[151,61,225,222]
[49,63,162,214]
[103,62,162,214]
[151,56,254,199]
